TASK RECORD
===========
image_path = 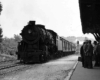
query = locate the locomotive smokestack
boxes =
[28,21,35,26]
[20,21,36,36]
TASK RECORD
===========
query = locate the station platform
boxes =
[70,61,100,80]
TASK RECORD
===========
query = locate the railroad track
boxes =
[0,64,29,75]
[0,62,20,70]
[0,60,22,75]
[0,61,40,76]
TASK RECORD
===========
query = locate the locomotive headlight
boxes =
[28,29,32,34]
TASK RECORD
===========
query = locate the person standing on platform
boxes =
[93,41,98,66]
[80,42,85,67]
[83,40,88,68]
[94,40,100,67]
[83,40,93,68]
[87,40,93,68]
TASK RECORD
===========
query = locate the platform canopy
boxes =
[79,0,100,41]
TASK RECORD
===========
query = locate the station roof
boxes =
[79,0,100,34]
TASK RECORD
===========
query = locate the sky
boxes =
[0,0,95,39]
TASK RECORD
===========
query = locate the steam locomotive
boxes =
[16,21,76,63]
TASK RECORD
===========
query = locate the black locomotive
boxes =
[16,21,76,63]
[16,21,58,63]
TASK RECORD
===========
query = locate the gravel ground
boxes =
[0,55,78,80]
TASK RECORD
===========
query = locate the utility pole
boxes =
[76,41,80,54]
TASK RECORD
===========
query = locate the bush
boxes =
[0,35,21,56]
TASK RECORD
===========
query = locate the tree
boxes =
[14,34,21,42]
[1,37,18,55]
[0,2,2,15]
[0,27,3,42]
[0,2,3,42]
[0,27,3,53]
[0,2,3,53]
